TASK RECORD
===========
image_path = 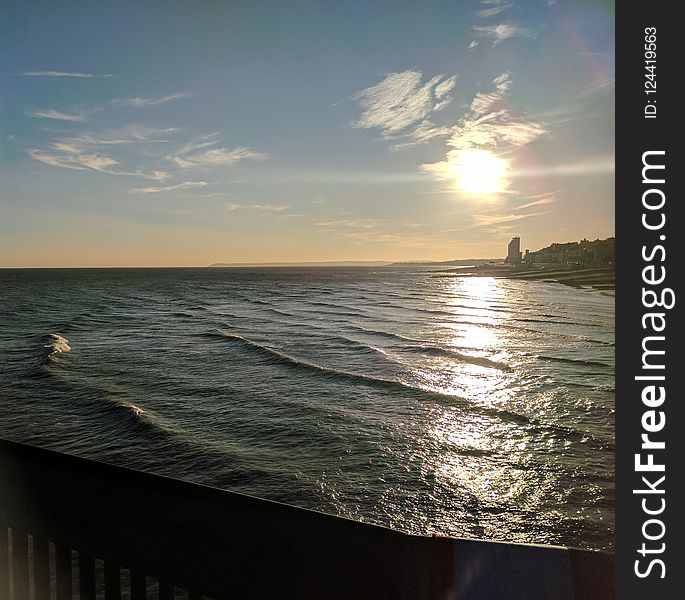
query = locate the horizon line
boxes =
[0,258,506,269]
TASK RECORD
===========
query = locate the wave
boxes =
[345,326,521,369]
[299,307,366,319]
[516,318,585,326]
[244,297,269,305]
[172,310,199,319]
[98,398,173,436]
[400,345,510,371]
[202,329,615,448]
[30,334,72,370]
[345,325,422,345]
[203,330,534,425]
[304,300,368,312]
[537,355,612,369]
[261,307,296,318]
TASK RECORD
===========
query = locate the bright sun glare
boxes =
[449,150,509,195]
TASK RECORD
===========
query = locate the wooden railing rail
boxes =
[0,438,614,599]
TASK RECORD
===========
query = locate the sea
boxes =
[0,267,615,550]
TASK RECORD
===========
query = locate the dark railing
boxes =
[0,438,614,599]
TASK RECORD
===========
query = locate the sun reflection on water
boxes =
[419,276,549,529]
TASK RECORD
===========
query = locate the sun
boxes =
[449,150,509,195]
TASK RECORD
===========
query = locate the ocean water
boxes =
[0,267,615,550]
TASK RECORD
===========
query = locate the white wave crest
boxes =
[44,333,72,357]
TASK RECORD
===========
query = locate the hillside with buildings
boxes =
[524,237,615,266]
[442,236,615,294]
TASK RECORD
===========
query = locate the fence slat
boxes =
[104,561,122,600]
[0,526,9,600]
[33,537,51,600]
[11,529,30,600]
[130,571,147,600]
[79,552,96,600]
[55,544,73,600]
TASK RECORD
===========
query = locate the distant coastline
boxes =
[208,259,496,268]
[209,237,615,295]
[209,261,393,268]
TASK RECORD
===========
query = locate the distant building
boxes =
[505,237,522,264]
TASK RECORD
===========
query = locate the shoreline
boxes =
[437,263,615,295]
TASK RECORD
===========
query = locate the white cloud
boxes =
[473,22,538,45]
[390,120,454,151]
[110,93,192,108]
[29,120,266,185]
[27,124,183,180]
[29,109,86,122]
[51,127,179,152]
[27,149,88,170]
[477,3,514,18]
[22,70,115,78]
[448,73,545,151]
[28,146,170,180]
[23,71,95,78]
[317,219,385,229]
[468,72,511,115]
[468,40,480,50]
[173,132,222,156]
[76,154,120,171]
[27,149,120,173]
[473,211,548,227]
[421,73,548,190]
[352,70,457,134]
[225,203,289,212]
[170,146,267,168]
[130,181,207,194]
[514,195,559,210]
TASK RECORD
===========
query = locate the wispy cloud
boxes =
[473,211,548,227]
[29,109,87,122]
[28,118,267,188]
[22,71,114,79]
[468,40,480,50]
[421,73,547,185]
[130,181,207,194]
[512,156,614,177]
[352,70,457,135]
[225,203,289,212]
[477,3,514,18]
[389,120,454,151]
[27,148,123,174]
[468,71,511,116]
[514,195,559,211]
[317,219,386,230]
[473,22,538,45]
[444,110,546,151]
[26,124,188,180]
[28,143,170,180]
[110,93,192,108]
[169,140,267,168]
[27,149,88,171]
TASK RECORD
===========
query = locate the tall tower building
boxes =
[505,237,522,264]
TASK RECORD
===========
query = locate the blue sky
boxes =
[0,0,614,267]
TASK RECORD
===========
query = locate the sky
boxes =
[0,0,614,267]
